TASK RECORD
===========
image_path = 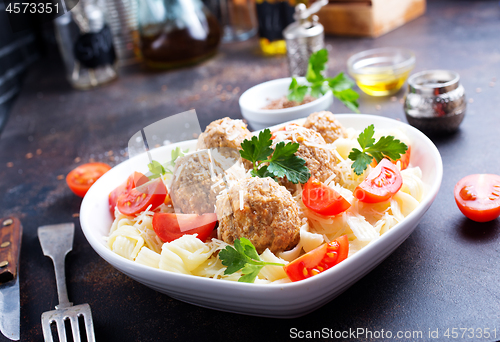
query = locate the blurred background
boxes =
[0,0,481,134]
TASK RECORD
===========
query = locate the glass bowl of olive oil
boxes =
[347,48,416,96]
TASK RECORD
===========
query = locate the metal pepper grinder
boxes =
[283,0,328,77]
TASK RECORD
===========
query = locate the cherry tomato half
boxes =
[66,162,111,198]
[454,174,500,222]
[109,172,149,218]
[354,158,403,203]
[284,235,349,282]
[152,213,218,242]
[302,178,351,216]
[116,177,166,216]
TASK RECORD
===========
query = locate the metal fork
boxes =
[38,223,96,342]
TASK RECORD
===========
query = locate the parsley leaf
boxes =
[333,89,360,114]
[306,49,328,83]
[146,147,188,179]
[356,124,375,147]
[349,149,375,176]
[287,77,309,102]
[239,129,273,166]
[267,141,310,184]
[286,49,360,113]
[348,125,408,175]
[219,237,284,283]
[239,130,311,184]
[327,72,355,91]
[147,160,166,180]
[309,81,327,99]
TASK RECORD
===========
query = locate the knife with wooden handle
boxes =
[0,217,22,341]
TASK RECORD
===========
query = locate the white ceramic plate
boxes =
[80,114,442,318]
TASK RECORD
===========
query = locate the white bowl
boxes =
[239,77,333,130]
[80,114,442,318]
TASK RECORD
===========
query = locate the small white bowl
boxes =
[239,77,333,130]
[80,114,442,318]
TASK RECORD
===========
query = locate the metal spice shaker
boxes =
[404,70,466,134]
[283,0,328,77]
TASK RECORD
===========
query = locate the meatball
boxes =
[303,111,347,143]
[272,125,341,187]
[216,177,301,254]
[197,117,253,159]
[169,149,246,215]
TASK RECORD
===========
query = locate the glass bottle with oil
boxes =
[138,0,221,69]
[255,0,307,55]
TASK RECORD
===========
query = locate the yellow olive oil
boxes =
[354,70,411,96]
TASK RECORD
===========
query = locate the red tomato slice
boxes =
[354,158,403,203]
[370,146,411,171]
[302,179,351,216]
[108,172,149,218]
[117,177,166,215]
[284,235,349,282]
[454,174,500,222]
[152,213,218,242]
[66,162,111,198]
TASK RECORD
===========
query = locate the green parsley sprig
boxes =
[239,129,311,184]
[288,49,360,113]
[348,125,408,175]
[219,237,285,283]
[146,147,189,180]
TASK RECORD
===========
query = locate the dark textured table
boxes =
[1,1,500,341]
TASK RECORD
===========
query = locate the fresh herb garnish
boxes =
[239,129,311,184]
[287,49,360,113]
[219,237,284,283]
[146,147,189,179]
[348,125,408,175]
[147,160,166,179]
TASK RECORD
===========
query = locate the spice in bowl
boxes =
[262,95,317,110]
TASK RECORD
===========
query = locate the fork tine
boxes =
[69,315,81,342]
[82,311,96,342]
[41,317,54,342]
[55,319,67,342]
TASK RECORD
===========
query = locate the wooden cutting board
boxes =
[317,0,426,37]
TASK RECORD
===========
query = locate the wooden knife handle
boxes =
[0,217,22,284]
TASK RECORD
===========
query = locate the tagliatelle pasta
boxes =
[105,118,425,283]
